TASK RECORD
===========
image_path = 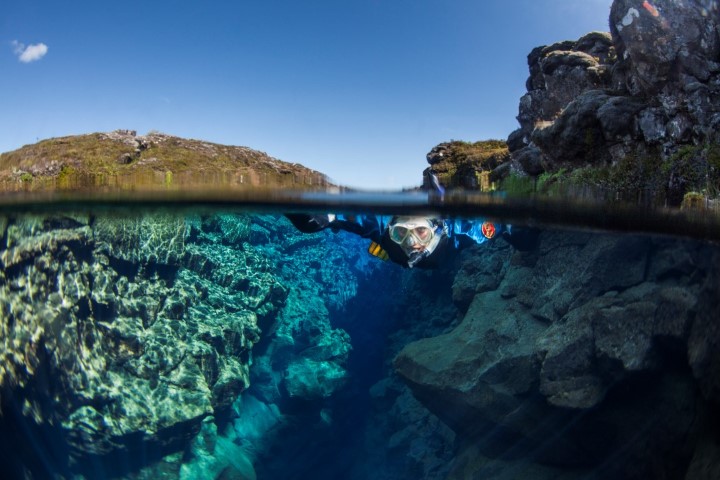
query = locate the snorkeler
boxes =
[286,172,537,269]
[284,213,531,269]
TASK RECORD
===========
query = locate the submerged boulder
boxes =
[394,288,546,439]
[394,230,713,476]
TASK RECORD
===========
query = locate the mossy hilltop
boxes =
[0,130,330,191]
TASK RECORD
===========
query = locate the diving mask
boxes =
[389,219,436,246]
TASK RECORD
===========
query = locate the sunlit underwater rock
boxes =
[0,212,282,473]
[243,216,364,404]
[94,214,186,265]
[131,215,374,479]
[278,289,352,399]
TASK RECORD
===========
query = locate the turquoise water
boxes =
[1,192,720,479]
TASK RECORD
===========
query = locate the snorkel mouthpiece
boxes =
[406,249,431,268]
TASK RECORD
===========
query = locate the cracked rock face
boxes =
[508,0,720,200]
[395,231,717,477]
[0,212,284,464]
[610,0,720,95]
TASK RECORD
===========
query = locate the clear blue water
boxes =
[1,191,720,480]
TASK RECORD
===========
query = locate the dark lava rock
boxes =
[394,229,716,477]
[516,32,615,137]
[610,0,720,96]
[507,0,720,201]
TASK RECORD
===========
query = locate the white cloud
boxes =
[11,40,48,63]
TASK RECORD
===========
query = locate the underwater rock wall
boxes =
[123,214,383,480]
[0,210,392,480]
[248,215,362,404]
[394,230,720,479]
[237,218,395,480]
[0,212,286,477]
[2,211,719,480]
[348,257,465,480]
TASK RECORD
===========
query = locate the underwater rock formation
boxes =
[124,215,374,480]
[0,212,286,475]
[0,209,381,479]
[3,210,719,480]
[506,0,720,202]
[242,215,363,405]
[394,230,719,479]
[358,262,463,480]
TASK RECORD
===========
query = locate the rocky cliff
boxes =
[430,0,720,204]
[516,0,720,204]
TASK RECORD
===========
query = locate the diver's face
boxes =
[389,218,435,255]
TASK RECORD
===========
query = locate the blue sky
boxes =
[1,0,612,190]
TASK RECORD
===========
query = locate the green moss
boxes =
[707,144,720,171]
[57,164,76,188]
[553,151,665,195]
[499,141,720,205]
[501,149,670,201]
[500,174,535,196]
[535,168,567,194]
[681,191,706,210]
[702,143,720,197]
[661,143,720,201]
[0,134,133,185]
[567,165,609,188]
